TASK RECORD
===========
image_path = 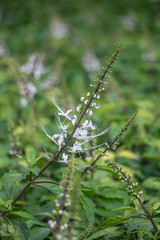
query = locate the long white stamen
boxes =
[86,127,109,140]
[82,141,106,151]
[41,123,58,145]
[51,95,72,121]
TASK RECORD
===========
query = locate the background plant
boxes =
[0,1,160,239]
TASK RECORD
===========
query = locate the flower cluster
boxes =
[42,44,122,165]
[42,90,109,163]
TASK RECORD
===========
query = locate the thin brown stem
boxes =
[82,111,137,176]
[110,161,159,234]
[55,171,71,233]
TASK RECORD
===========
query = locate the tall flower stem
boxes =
[108,161,159,234]
[82,111,137,176]
[55,171,71,233]
[8,44,122,208]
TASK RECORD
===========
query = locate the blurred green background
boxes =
[0,0,160,201]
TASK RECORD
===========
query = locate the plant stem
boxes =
[55,171,71,233]
[112,161,159,234]
[82,112,136,176]
[33,180,62,186]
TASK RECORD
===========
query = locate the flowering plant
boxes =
[1,44,160,240]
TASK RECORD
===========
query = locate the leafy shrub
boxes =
[0,44,160,240]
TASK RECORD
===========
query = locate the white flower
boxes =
[64,223,68,228]
[97,95,100,99]
[60,124,68,132]
[48,220,56,228]
[87,92,90,97]
[80,97,84,102]
[72,119,76,125]
[94,104,100,109]
[20,98,28,107]
[72,115,77,126]
[19,82,37,99]
[59,109,72,119]
[70,141,83,152]
[82,52,100,72]
[21,53,44,80]
[59,210,63,215]
[73,128,88,140]
[51,95,72,121]
[50,20,68,39]
[57,134,66,150]
[60,153,68,163]
[88,110,93,116]
[81,120,96,130]
[76,104,82,112]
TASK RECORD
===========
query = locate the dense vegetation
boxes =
[0,1,160,239]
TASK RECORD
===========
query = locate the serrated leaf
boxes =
[99,216,130,227]
[10,211,45,228]
[30,227,50,240]
[87,227,120,240]
[26,148,36,166]
[143,178,160,190]
[153,203,160,211]
[128,218,153,232]
[112,206,137,212]
[29,166,40,175]
[7,217,29,240]
[80,193,96,223]
[2,170,26,198]
[140,231,154,239]
[39,184,61,196]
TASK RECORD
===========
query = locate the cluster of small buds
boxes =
[48,220,56,228]
[132,182,138,187]
[99,87,106,92]
[138,190,143,195]
[90,102,100,109]
[55,199,60,207]
[65,194,71,207]
[60,223,68,230]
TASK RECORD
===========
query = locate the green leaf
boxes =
[153,203,160,211]
[99,216,130,227]
[38,184,61,196]
[26,148,36,164]
[112,206,137,212]
[140,231,155,239]
[2,170,26,198]
[10,211,40,221]
[15,201,33,205]
[30,227,51,240]
[26,148,36,166]
[87,227,120,240]
[29,166,40,175]
[80,193,96,223]
[143,178,160,190]
[128,218,153,232]
[9,211,46,228]
[7,217,29,240]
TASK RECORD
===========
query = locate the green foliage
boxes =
[0,1,160,239]
[2,170,26,199]
[77,221,94,240]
